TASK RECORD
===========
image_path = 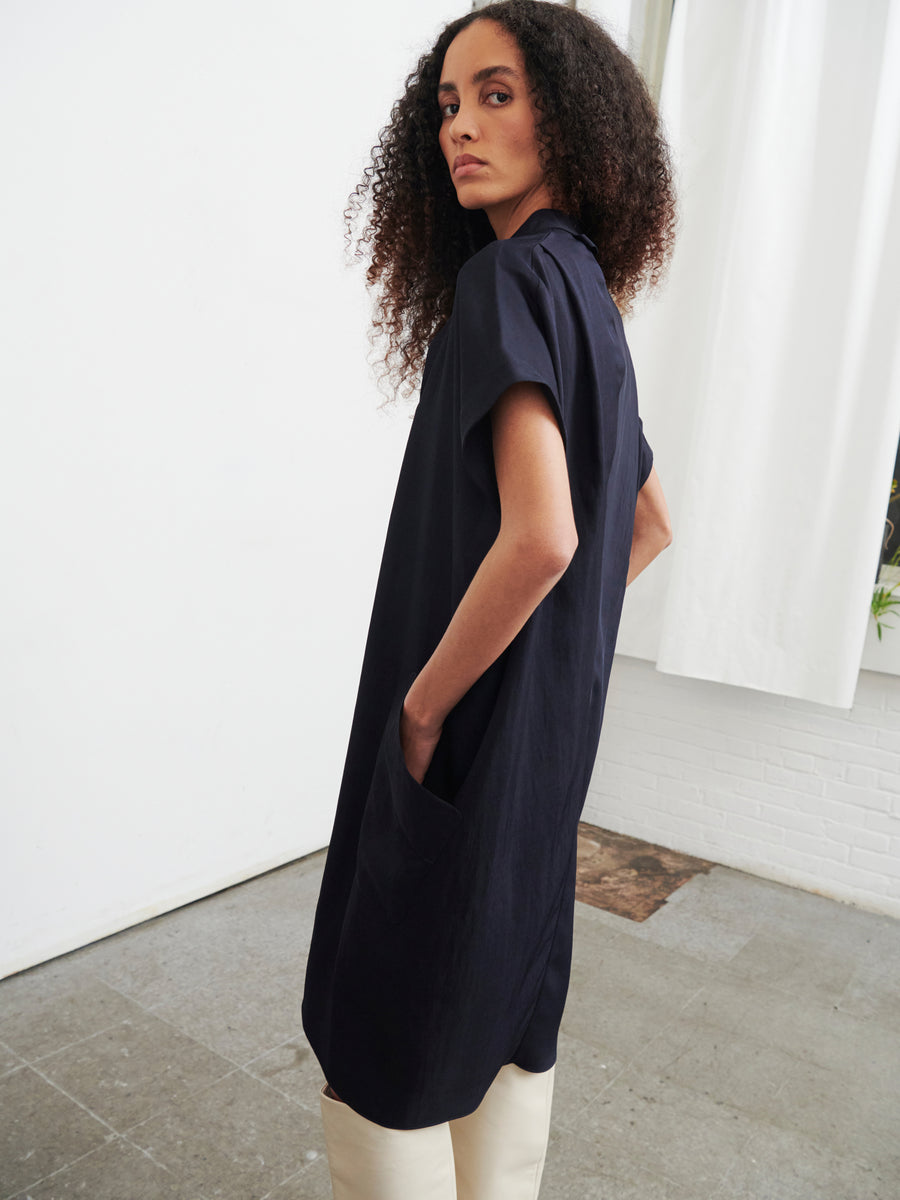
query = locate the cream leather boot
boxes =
[448,1063,556,1200]
[319,1083,458,1199]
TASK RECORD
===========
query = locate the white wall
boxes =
[586,657,900,919]
[0,0,462,978]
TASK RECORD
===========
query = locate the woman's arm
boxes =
[401,381,577,782]
[626,465,672,586]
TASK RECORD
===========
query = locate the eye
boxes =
[486,90,512,106]
[439,100,459,118]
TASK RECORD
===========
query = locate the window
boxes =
[879,440,900,584]
[869,442,900,653]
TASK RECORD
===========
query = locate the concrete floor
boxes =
[1,845,898,1199]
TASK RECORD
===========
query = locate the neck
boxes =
[485,187,557,240]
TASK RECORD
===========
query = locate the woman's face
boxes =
[438,19,555,239]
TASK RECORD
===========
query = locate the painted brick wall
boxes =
[584,655,900,919]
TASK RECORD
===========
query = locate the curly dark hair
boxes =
[348,0,677,398]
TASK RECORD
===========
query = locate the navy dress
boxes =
[301,208,653,1130]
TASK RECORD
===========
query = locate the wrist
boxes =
[403,677,446,738]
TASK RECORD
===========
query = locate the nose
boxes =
[448,99,478,144]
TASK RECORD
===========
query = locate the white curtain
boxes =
[614,0,900,709]
[579,0,673,101]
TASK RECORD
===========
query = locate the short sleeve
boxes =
[454,248,564,473]
[637,417,654,489]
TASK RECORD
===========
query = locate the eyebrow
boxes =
[437,65,520,94]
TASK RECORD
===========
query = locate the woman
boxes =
[302,2,675,1195]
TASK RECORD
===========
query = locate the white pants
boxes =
[319,1062,556,1199]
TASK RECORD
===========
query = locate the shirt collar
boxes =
[510,208,595,250]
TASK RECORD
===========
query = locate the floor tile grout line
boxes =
[1,1124,118,1200]
[553,985,714,1129]
[0,1129,216,1200]
[547,1121,720,1199]
[109,1063,250,1137]
[102,977,255,1063]
[7,1013,143,1070]
[77,969,275,1071]
[25,1056,121,1138]
[8,961,239,1069]
[615,999,900,1173]
[29,1044,313,1156]
[107,1059,321,1143]
[23,1019,327,1156]
[8,985,324,1139]
[5,1059,179,1199]
[573,975,807,1128]
[0,1037,26,1081]
[710,961,892,1016]
[23,989,246,1074]
[113,1127,210,1191]
[571,902,888,1017]
[257,1155,324,1200]
[739,1119,893,1184]
[234,1059,327,1118]
[238,1035,328,1114]
[240,1031,315,1073]
[747,1101,897,1179]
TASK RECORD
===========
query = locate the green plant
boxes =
[872,543,900,641]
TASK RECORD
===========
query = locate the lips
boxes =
[454,154,486,176]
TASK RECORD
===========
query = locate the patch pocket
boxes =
[355,693,464,925]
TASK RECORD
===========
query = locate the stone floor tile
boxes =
[753,887,899,962]
[573,897,638,934]
[766,1057,900,1177]
[573,912,720,991]
[563,1063,755,1192]
[709,1121,893,1200]
[658,866,787,928]
[724,930,860,1004]
[58,921,233,1012]
[0,1041,24,1077]
[0,971,145,1063]
[37,1012,237,1132]
[66,859,321,1012]
[125,1067,323,1200]
[837,940,900,1032]
[243,1030,327,1115]
[6,1134,210,1200]
[629,1017,804,1119]
[263,1150,332,1200]
[143,967,305,1066]
[71,906,308,1014]
[0,1065,111,1197]
[541,1124,696,1199]
[620,903,757,965]
[679,970,889,1080]
[549,1030,628,1130]
[561,920,711,1058]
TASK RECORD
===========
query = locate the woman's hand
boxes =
[400,692,443,784]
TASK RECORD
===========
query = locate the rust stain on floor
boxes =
[575,821,716,922]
